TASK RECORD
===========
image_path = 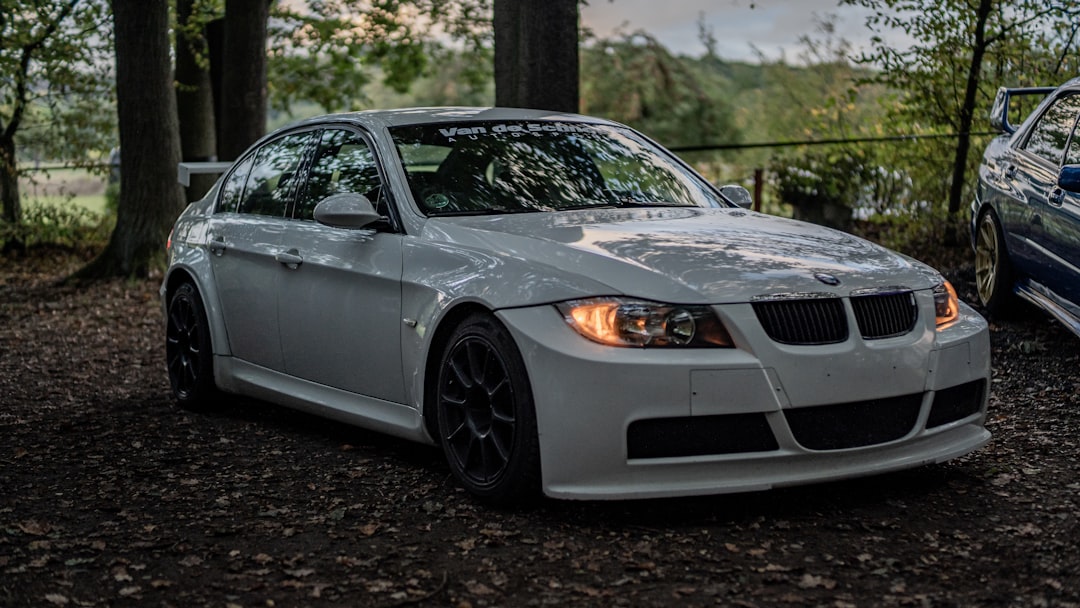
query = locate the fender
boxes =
[162,194,232,361]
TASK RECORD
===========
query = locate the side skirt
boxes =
[214,356,434,445]
[1015,280,1080,338]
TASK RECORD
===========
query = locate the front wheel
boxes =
[974,210,1018,317]
[435,313,541,505]
[166,282,218,408]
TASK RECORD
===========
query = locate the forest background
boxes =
[1,0,1078,276]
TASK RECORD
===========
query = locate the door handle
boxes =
[208,235,226,255]
[1049,187,1065,207]
[275,249,304,268]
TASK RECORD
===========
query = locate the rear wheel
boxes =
[974,210,1018,317]
[166,282,218,408]
[435,313,540,505]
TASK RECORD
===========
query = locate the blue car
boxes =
[972,78,1080,337]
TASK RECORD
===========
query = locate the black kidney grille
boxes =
[752,298,848,345]
[851,291,919,339]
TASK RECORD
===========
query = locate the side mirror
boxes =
[1058,164,1080,194]
[313,193,381,229]
[718,184,753,209]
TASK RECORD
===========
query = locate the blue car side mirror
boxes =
[1057,164,1080,194]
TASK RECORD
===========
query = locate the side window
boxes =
[1022,94,1080,165]
[296,129,382,221]
[238,132,312,217]
[217,155,253,214]
[1065,122,1080,167]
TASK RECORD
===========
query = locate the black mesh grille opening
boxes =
[927,380,985,428]
[784,393,923,450]
[627,413,779,459]
[851,291,919,339]
[752,298,848,345]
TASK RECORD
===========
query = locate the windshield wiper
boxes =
[611,198,693,208]
[557,202,619,211]
[428,207,539,217]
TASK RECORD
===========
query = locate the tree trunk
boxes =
[176,0,219,201]
[494,0,579,112]
[948,0,993,221]
[0,134,19,227]
[218,0,269,161]
[76,0,185,279]
[206,17,225,150]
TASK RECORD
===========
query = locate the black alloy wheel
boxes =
[166,282,217,407]
[436,314,540,505]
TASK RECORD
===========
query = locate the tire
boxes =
[166,282,219,408]
[435,313,541,505]
[974,209,1018,317]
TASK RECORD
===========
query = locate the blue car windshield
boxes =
[389,121,727,216]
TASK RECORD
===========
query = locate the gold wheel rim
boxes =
[974,215,999,305]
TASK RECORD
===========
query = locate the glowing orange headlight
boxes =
[556,298,733,348]
[934,281,960,327]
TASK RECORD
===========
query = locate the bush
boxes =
[850,208,972,270]
[771,151,866,229]
[104,183,120,215]
[771,149,922,230]
[0,199,113,252]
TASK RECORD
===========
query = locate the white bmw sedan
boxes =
[163,108,991,504]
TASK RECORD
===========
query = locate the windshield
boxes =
[389,121,728,216]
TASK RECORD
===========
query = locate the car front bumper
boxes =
[498,298,991,500]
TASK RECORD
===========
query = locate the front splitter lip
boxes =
[542,423,990,500]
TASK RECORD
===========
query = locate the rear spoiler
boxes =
[989,86,1056,135]
[178,161,232,186]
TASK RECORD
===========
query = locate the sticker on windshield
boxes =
[437,123,596,140]
[425,193,451,209]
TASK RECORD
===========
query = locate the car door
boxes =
[1010,93,1080,287]
[207,131,315,370]
[276,127,407,404]
[1040,118,1080,305]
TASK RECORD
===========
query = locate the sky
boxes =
[579,0,895,63]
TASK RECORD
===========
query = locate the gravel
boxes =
[1,248,1078,607]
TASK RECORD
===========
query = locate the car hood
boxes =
[421,207,940,303]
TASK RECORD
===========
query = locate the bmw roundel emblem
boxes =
[814,273,841,286]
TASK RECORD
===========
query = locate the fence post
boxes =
[753,168,763,212]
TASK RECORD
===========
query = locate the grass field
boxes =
[19,167,111,218]
[22,194,109,216]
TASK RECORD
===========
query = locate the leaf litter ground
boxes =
[1,247,1079,607]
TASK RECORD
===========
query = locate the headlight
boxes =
[933,281,960,327]
[555,298,734,347]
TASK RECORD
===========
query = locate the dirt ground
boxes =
[1,248,1079,607]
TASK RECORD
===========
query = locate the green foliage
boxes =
[367,46,494,108]
[850,208,973,271]
[267,0,491,113]
[0,0,116,164]
[770,150,867,229]
[104,182,119,215]
[0,199,111,250]
[841,0,1080,214]
[580,31,739,148]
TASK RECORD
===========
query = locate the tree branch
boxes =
[5,0,81,141]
